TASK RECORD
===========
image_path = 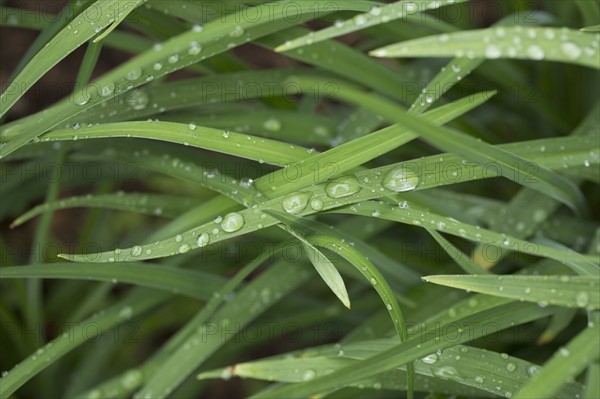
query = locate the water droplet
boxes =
[131,245,142,257]
[121,370,143,389]
[559,347,570,357]
[74,91,91,106]
[422,354,438,364]
[526,365,540,376]
[222,131,230,138]
[221,212,244,232]
[354,15,367,26]
[527,45,545,60]
[100,85,114,97]
[475,376,485,384]
[168,54,179,64]
[485,44,502,59]
[126,67,142,81]
[302,369,316,381]
[282,192,311,214]
[325,175,361,198]
[192,24,203,33]
[264,118,282,131]
[433,366,460,379]
[575,291,589,307]
[126,90,149,110]
[382,166,419,192]
[560,41,582,59]
[119,306,133,319]
[188,41,202,55]
[175,234,183,243]
[196,233,210,248]
[178,244,191,253]
[230,26,244,37]
[310,199,324,211]
[506,362,517,372]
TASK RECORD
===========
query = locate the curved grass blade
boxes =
[0,263,225,300]
[284,75,586,213]
[329,201,598,274]
[371,27,600,69]
[422,274,599,310]
[265,210,414,397]
[33,121,308,166]
[0,1,373,157]
[279,225,351,308]
[58,135,597,266]
[134,260,313,399]
[582,24,600,32]
[0,0,146,120]
[515,323,600,399]
[11,192,197,227]
[251,302,555,398]
[0,289,168,398]
[426,229,490,275]
[275,0,468,52]
[584,362,600,399]
[255,90,495,198]
[200,343,582,398]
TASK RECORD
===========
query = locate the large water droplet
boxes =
[505,362,517,372]
[485,44,502,59]
[421,354,438,364]
[560,41,582,59]
[282,192,311,214]
[325,176,361,198]
[131,245,142,257]
[221,212,244,232]
[126,90,149,110]
[178,243,191,254]
[126,67,142,81]
[302,369,316,381]
[527,45,545,60]
[121,369,142,389]
[382,166,419,192]
[575,291,589,307]
[74,91,91,106]
[197,233,210,248]
[264,118,282,131]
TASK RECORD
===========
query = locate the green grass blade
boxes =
[11,192,197,227]
[0,263,225,300]
[423,274,600,309]
[371,27,600,69]
[426,229,491,275]
[251,302,555,398]
[514,323,600,399]
[275,0,468,52]
[284,75,586,213]
[0,0,146,120]
[0,289,167,398]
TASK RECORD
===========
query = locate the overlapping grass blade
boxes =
[0,0,146,120]
[251,302,555,398]
[283,75,586,213]
[423,274,599,309]
[11,192,197,227]
[371,27,600,69]
[275,0,468,52]
[0,263,225,300]
[515,323,600,399]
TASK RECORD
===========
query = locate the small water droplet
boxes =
[485,44,502,59]
[575,291,589,307]
[302,369,316,381]
[310,199,324,211]
[178,243,191,253]
[422,354,438,364]
[126,67,142,81]
[527,45,545,60]
[506,362,517,372]
[131,245,142,257]
[560,41,582,59]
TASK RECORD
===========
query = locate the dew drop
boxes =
[196,233,210,248]
[302,369,316,381]
[560,41,582,59]
[485,44,502,59]
[527,45,545,60]
[131,245,142,257]
[505,362,517,372]
[310,199,324,211]
[178,244,191,254]
[325,175,361,198]
[126,67,142,81]
[221,212,244,232]
[263,118,282,131]
[282,192,312,214]
[422,354,438,364]
[575,291,589,307]
[382,166,419,192]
